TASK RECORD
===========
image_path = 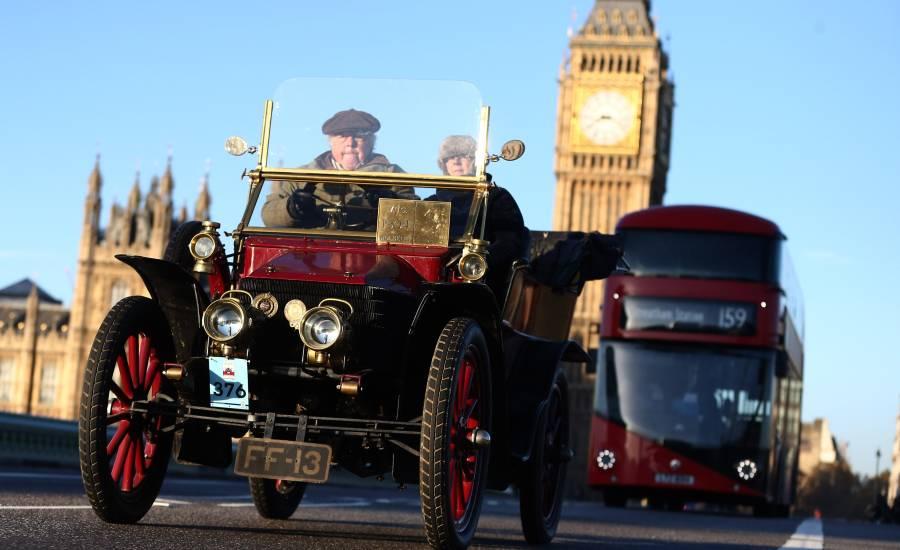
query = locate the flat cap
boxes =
[321,109,381,135]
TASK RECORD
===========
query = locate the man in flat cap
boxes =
[262,108,415,228]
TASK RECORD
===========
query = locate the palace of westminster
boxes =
[0,0,675,493]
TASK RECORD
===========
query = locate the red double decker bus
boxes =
[588,205,804,516]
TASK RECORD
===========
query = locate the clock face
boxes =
[578,90,637,146]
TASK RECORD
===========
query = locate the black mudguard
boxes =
[503,326,589,463]
[116,255,209,363]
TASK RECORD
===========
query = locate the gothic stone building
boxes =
[0,157,210,419]
[555,0,674,497]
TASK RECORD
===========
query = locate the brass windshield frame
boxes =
[234,100,493,246]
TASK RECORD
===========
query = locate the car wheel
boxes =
[79,296,175,523]
[163,220,204,273]
[519,370,569,544]
[249,478,306,519]
[420,317,492,550]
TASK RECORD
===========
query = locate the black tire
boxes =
[79,296,175,523]
[420,318,492,550]
[519,370,569,544]
[164,220,204,273]
[249,478,307,519]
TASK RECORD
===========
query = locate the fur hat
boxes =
[437,135,477,171]
[321,109,381,135]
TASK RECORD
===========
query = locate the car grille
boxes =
[237,278,416,367]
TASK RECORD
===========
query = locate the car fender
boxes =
[116,254,209,363]
[503,327,589,462]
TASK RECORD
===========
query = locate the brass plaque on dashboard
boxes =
[376,199,451,246]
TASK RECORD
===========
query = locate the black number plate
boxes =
[234,437,331,483]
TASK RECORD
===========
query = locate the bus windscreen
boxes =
[620,229,780,283]
[595,342,774,449]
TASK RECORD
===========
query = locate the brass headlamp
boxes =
[189,221,221,273]
[458,239,489,282]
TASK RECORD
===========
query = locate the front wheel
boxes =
[519,370,570,544]
[420,318,492,549]
[249,478,306,519]
[78,297,175,523]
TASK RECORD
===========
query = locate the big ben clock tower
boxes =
[553,0,674,354]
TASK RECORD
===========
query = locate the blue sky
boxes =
[1,1,898,474]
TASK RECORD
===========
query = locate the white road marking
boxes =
[218,499,372,509]
[779,518,823,549]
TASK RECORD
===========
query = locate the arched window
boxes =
[110,280,130,308]
[0,357,15,402]
[38,361,57,405]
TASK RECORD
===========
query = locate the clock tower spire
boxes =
[553,0,674,352]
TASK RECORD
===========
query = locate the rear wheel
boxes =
[79,297,175,523]
[420,318,492,549]
[519,370,569,544]
[249,478,306,519]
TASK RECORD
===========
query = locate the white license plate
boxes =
[208,357,250,410]
[654,473,695,486]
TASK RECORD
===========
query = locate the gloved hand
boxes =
[287,190,326,227]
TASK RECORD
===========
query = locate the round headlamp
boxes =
[299,307,345,351]
[736,459,758,481]
[202,298,247,342]
[459,253,488,281]
[189,233,217,260]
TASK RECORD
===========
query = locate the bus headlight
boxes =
[596,449,616,470]
[736,459,758,481]
[299,307,346,351]
[202,298,247,342]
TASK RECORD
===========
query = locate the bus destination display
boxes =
[621,296,756,335]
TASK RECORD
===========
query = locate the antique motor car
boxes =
[78,78,619,549]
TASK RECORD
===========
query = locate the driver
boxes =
[261,109,416,228]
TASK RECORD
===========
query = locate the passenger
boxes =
[261,109,416,228]
[429,135,529,298]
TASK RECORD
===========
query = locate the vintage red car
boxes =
[77,78,619,549]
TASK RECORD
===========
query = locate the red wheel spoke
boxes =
[109,381,129,404]
[127,336,140,393]
[115,356,135,399]
[144,353,161,393]
[122,437,135,492]
[106,420,131,456]
[144,439,156,463]
[106,412,129,426]
[138,333,151,389]
[111,436,133,483]
[133,437,146,488]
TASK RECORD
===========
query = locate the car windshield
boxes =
[245,78,486,241]
[594,341,774,449]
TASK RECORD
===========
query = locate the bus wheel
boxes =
[249,478,306,519]
[420,318,491,549]
[519,370,569,544]
[78,297,175,523]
